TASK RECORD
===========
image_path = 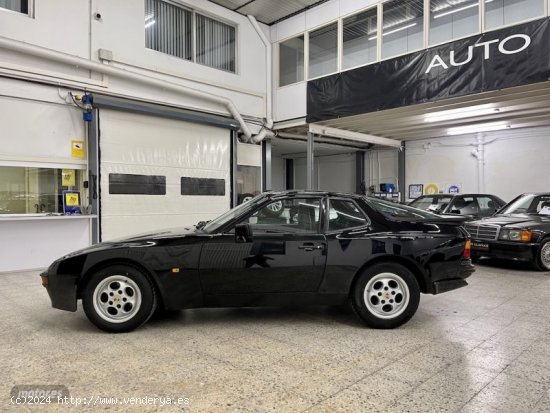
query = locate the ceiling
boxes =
[271,136,365,158]
[277,81,550,143]
[208,0,330,25]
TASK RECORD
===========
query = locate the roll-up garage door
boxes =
[99,109,230,241]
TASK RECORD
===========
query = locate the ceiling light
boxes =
[425,104,500,123]
[447,121,511,135]
[433,2,478,19]
[381,22,417,38]
[145,20,156,28]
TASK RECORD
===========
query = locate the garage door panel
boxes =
[100,109,230,241]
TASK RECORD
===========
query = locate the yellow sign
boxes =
[64,192,80,207]
[71,140,85,158]
[61,169,76,187]
[424,183,439,195]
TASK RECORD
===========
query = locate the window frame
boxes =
[0,0,32,17]
[325,197,371,234]
[307,21,340,81]
[144,0,238,74]
[278,33,306,87]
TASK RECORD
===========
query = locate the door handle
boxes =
[298,242,324,252]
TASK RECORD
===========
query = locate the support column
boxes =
[87,108,100,243]
[355,151,365,194]
[306,132,315,190]
[262,138,272,192]
[231,131,238,207]
[285,158,294,190]
[398,142,406,202]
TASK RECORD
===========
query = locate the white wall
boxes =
[366,149,399,192]
[0,0,268,120]
[293,153,356,192]
[405,127,550,202]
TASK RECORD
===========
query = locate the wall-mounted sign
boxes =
[71,140,85,158]
[424,183,440,195]
[408,184,423,199]
[62,190,81,214]
[61,169,76,187]
[446,183,462,194]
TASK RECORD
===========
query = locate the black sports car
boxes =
[466,193,550,271]
[408,194,506,219]
[41,191,474,332]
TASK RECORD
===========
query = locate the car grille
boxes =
[464,223,500,240]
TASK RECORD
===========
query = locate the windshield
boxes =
[367,197,439,219]
[202,193,267,233]
[498,194,550,215]
[409,196,453,212]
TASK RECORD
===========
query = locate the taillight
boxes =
[463,239,471,260]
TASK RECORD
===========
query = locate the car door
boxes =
[199,196,327,294]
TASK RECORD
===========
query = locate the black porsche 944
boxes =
[41,191,474,332]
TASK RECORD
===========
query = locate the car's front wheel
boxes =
[351,263,420,329]
[535,240,550,272]
[82,265,157,333]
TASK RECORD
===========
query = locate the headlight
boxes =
[499,229,532,242]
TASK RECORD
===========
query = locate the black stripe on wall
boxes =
[181,177,225,196]
[109,174,166,195]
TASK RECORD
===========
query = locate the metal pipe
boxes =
[0,35,253,139]
[477,133,485,192]
[247,15,273,143]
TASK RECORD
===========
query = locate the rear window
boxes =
[367,197,438,219]
[410,196,453,212]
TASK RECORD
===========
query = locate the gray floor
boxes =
[2,262,550,412]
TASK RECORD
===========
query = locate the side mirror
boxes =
[235,223,253,243]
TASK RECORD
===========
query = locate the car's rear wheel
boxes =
[351,263,420,329]
[82,265,156,333]
[535,240,550,272]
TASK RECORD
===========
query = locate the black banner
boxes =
[307,17,550,123]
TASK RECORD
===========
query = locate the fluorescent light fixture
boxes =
[447,121,510,135]
[145,13,154,21]
[144,20,156,28]
[425,104,500,123]
[382,22,417,37]
[434,2,478,19]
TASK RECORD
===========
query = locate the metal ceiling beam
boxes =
[309,124,402,148]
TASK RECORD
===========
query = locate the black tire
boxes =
[82,264,157,333]
[471,256,480,264]
[534,239,550,272]
[351,263,420,329]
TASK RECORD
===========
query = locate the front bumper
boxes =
[40,271,79,312]
[470,239,538,262]
[428,260,475,294]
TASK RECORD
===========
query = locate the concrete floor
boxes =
[1,261,550,413]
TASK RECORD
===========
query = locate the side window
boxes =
[328,199,368,231]
[242,198,321,233]
[477,196,499,216]
[451,196,480,214]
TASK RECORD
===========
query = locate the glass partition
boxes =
[485,0,544,30]
[308,22,338,78]
[0,166,83,214]
[430,0,479,45]
[279,35,305,86]
[382,0,424,59]
[343,8,378,69]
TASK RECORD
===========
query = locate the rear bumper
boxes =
[470,240,538,262]
[428,260,475,295]
[40,271,78,312]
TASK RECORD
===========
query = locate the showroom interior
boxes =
[1,0,550,411]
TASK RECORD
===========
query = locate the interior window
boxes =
[241,198,321,234]
[328,199,368,231]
